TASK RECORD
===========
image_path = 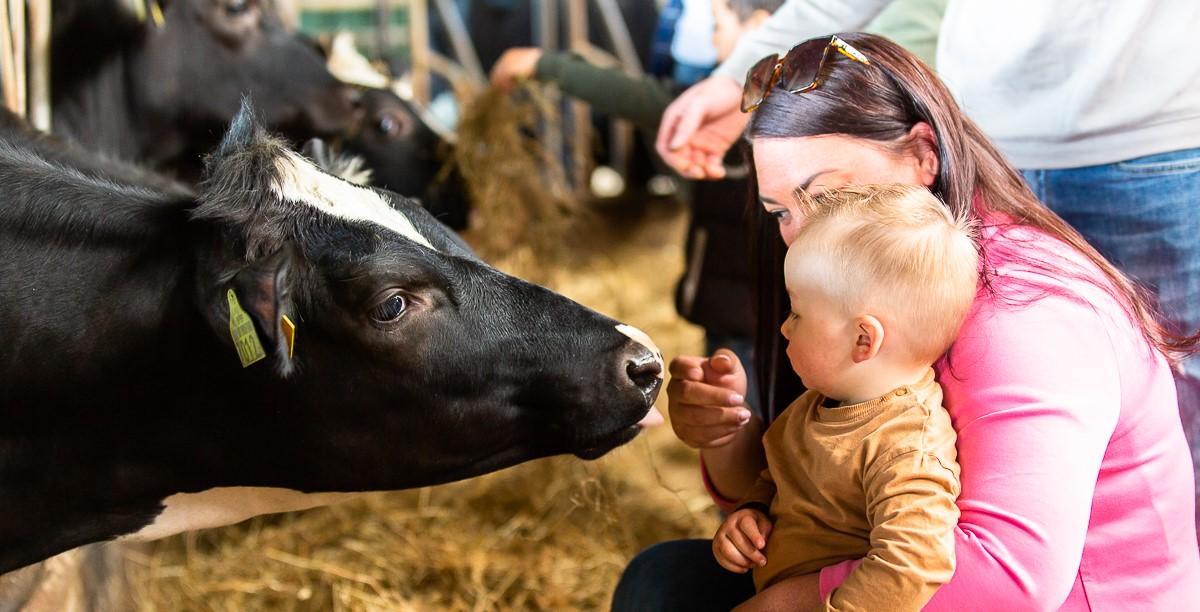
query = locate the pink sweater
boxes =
[710,219,1200,609]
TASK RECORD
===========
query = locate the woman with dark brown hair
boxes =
[612,33,1200,611]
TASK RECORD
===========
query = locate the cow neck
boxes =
[0,215,301,575]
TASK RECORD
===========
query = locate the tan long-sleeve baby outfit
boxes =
[739,368,960,611]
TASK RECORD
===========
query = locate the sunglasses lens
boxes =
[778,38,831,93]
[741,54,779,112]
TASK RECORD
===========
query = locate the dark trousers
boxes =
[611,539,756,611]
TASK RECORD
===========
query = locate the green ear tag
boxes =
[227,289,267,367]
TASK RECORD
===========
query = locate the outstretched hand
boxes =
[655,75,749,180]
[666,348,752,449]
[489,47,543,92]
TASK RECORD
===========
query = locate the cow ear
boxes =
[214,97,264,159]
[301,137,373,185]
[300,138,338,171]
[301,138,333,169]
[226,245,300,376]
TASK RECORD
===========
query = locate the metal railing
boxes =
[401,0,646,195]
[533,0,643,194]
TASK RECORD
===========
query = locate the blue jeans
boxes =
[1022,147,1200,530]
[611,539,755,611]
[672,61,715,88]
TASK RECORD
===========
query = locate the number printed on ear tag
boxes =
[228,289,267,367]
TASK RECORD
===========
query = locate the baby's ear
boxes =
[851,315,884,363]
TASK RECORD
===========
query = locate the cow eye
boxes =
[377,115,397,136]
[370,293,407,323]
[375,110,412,138]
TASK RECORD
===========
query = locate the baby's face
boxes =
[780,282,854,398]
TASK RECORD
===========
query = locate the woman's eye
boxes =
[370,293,407,323]
[225,0,250,15]
[770,209,790,223]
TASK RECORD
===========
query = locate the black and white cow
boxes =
[334,88,470,230]
[49,0,465,224]
[53,0,351,178]
[0,102,663,575]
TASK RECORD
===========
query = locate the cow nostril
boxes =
[626,357,663,393]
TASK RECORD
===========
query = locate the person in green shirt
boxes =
[489,0,786,411]
[490,0,782,136]
[489,0,944,137]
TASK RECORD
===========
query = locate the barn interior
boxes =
[0,0,726,609]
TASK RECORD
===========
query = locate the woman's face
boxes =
[752,130,938,245]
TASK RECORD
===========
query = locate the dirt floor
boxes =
[125,195,725,611]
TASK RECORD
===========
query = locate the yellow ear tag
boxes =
[227,289,267,367]
[149,0,165,27]
[281,315,296,360]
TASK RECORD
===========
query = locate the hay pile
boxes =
[128,190,720,610]
[451,83,588,285]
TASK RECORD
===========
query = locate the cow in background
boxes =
[0,101,663,575]
[47,0,466,226]
[334,87,470,229]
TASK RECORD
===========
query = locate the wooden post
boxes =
[407,0,430,106]
[0,0,17,115]
[29,0,50,130]
[10,0,24,117]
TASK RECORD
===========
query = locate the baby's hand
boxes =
[713,507,772,573]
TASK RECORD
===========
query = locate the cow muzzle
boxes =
[616,324,665,428]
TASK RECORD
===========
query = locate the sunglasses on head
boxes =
[740,35,871,113]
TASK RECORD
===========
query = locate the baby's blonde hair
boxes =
[785,184,980,363]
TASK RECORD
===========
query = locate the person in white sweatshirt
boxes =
[651,0,1200,544]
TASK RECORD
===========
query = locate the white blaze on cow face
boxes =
[123,487,359,542]
[616,324,664,374]
[271,150,435,249]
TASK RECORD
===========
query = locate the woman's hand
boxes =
[667,349,753,449]
[654,75,749,180]
[713,507,773,573]
[489,47,543,92]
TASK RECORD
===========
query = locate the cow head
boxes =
[189,103,663,491]
[337,87,470,229]
[124,0,354,173]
